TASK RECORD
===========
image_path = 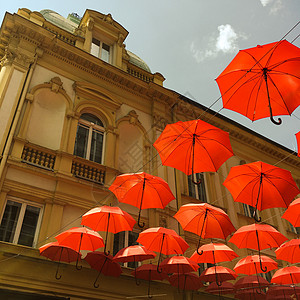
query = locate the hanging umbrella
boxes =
[267,285,300,300]
[39,241,81,280]
[109,172,175,227]
[84,251,122,288]
[113,245,156,283]
[205,281,234,295]
[81,205,136,255]
[296,132,300,157]
[136,227,189,271]
[153,119,234,181]
[55,227,104,270]
[234,275,270,291]
[190,243,238,264]
[168,272,203,291]
[199,266,237,283]
[215,40,300,125]
[271,266,300,285]
[234,255,278,275]
[223,161,300,222]
[235,289,267,300]
[275,239,300,264]
[132,264,168,298]
[229,223,287,272]
[160,255,199,274]
[282,198,300,228]
[173,203,235,254]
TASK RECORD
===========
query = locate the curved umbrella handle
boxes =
[192,178,202,185]
[93,271,101,288]
[252,209,262,223]
[75,256,82,270]
[137,211,145,229]
[270,115,282,125]
[196,209,208,255]
[259,259,267,273]
[55,265,62,280]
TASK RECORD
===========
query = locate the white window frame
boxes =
[0,197,43,248]
[243,203,260,219]
[188,173,208,202]
[75,114,106,164]
[91,37,111,63]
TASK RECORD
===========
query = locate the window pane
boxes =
[113,232,125,256]
[188,175,197,198]
[18,205,40,247]
[81,113,103,127]
[0,200,21,243]
[101,43,110,63]
[90,130,103,163]
[74,125,89,159]
[91,39,100,57]
[196,173,206,202]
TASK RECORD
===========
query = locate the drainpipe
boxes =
[0,51,39,187]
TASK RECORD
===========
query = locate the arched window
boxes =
[74,113,105,164]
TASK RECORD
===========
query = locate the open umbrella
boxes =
[235,288,266,300]
[109,172,175,227]
[173,203,235,254]
[113,245,156,284]
[267,285,300,300]
[199,266,237,283]
[160,255,199,274]
[275,239,300,264]
[81,205,136,255]
[55,227,104,270]
[229,223,287,272]
[153,119,234,182]
[234,255,278,275]
[296,132,300,157]
[216,40,300,125]
[206,281,234,295]
[39,241,81,280]
[282,198,300,228]
[84,251,122,288]
[136,227,189,272]
[234,275,270,291]
[132,264,168,298]
[168,272,203,291]
[223,161,300,222]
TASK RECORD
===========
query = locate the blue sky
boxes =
[1,1,299,151]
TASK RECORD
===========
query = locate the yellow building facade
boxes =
[0,8,299,300]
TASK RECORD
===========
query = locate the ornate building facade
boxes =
[0,8,299,299]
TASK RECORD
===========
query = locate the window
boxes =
[113,231,139,268]
[188,173,207,202]
[0,198,43,247]
[198,262,214,277]
[242,203,260,219]
[74,113,105,164]
[289,222,300,234]
[91,38,111,63]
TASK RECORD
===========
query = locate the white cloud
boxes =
[190,24,245,63]
[259,0,283,14]
[260,0,272,6]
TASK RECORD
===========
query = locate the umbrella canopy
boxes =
[235,289,267,300]
[190,243,238,264]
[234,275,270,291]
[215,40,300,125]
[282,198,300,228]
[81,205,136,254]
[199,266,237,283]
[160,256,199,274]
[234,255,278,275]
[168,273,203,291]
[84,251,122,288]
[296,132,300,157]
[205,281,234,295]
[153,119,234,177]
[39,241,81,279]
[109,172,175,227]
[275,239,300,264]
[173,203,235,254]
[55,227,104,269]
[267,285,300,300]
[223,161,300,222]
[132,264,168,298]
[113,245,156,263]
[271,266,300,285]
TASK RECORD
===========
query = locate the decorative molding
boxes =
[47,76,64,93]
[152,113,169,131]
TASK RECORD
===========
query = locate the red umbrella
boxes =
[271,266,300,285]
[137,227,189,271]
[234,255,278,275]
[282,198,300,228]
[205,281,234,295]
[199,266,237,283]
[55,227,104,269]
[153,119,234,180]
[132,264,168,298]
[229,223,287,272]
[267,285,300,300]
[223,161,300,222]
[109,172,175,228]
[173,203,235,254]
[81,205,136,254]
[215,40,300,125]
[190,243,238,264]
[235,289,266,300]
[296,131,300,157]
[113,245,156,283]
[234,275,270,291]
[84,251,122,288]
[168,273,203,291]
[160,256,199,274]
[275,239,300,264]
[39,241,81,280]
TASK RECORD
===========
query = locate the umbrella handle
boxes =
[137,211,145,229]
[148,270,152,298]
[191,135,202,185]
[196,209,208,255]
[76,254,82,270]
[252,209,261,223]
[93,271,101,288]
[270,115,282,125]
[55,264,62,280]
